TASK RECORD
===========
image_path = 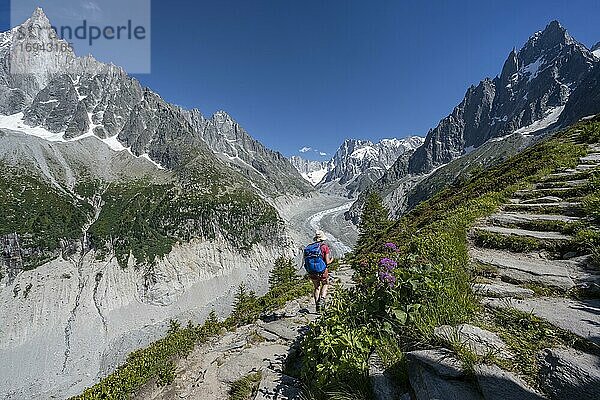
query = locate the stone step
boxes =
[510,196,566,205]
[541,171,591,182]
[471,248,577,289]
[474,226,573,241]
[580,153,600,164]
[514,187,582,199]
[534,179,588,189]
[503,202,582,216]
[484,297,600,345]
[563,164,599,173]
[472,281,535,298]
[508,197,557,205]
[538,348,600,400]
[487,212,581,226]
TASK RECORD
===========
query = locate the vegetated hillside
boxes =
[299,116,600,398]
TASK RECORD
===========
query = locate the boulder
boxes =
[484,298,600,345]
[407,351,483,400]
[368,353,405,400]
[406,349,466,378]
[254,371,302,400]
[434,324,512,359]
[538,348,600,400]
[475,364,545,400]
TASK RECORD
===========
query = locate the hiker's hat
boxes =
[314,230,327,242]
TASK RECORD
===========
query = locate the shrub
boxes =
[228,371,263,400]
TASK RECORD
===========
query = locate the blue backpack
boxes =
[304,242,327,274]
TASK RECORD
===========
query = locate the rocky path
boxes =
[464,142,600,398]
[135,267,355,400]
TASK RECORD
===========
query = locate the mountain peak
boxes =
[27,7,52,27]
[500,48,519,82]
[592,41,600,52]
[212,109,232,119]
[531,20,573,49]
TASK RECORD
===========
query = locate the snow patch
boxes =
[522,57,544,82]
[463,145,476,155]
[0,112,165,169]
[350,146,377,160]
[302,169,328,186]
[593,49,600,59]
[513,106,565,136]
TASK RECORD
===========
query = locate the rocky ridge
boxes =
[291,136,423,197]
[349,22,600,222]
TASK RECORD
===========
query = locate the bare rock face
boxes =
[350,21,600,222]
[0,240,291,399]
[319,137,423,198]
[410,21,595,175]
[538,348,600,400]
[183,109,313,196]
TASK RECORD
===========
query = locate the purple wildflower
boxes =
[379,258,397,271]
[378,271,397,287]
[384,242,399,252]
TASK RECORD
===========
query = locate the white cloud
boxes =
[299,146,312,153]
[319,152,328,156]
[82,1,102,12]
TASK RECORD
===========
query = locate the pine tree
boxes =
[268,256,297,290]
[357,191,390,249]
[231,283,257,324]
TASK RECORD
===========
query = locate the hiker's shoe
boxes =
[317,299,325,313]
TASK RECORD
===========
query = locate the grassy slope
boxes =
[300,118,599,398]
[0,159,285,270]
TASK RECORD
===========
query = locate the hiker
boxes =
[303,230,333,312]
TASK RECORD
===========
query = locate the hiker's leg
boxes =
[320,283,328,301]
[312,279,320,304]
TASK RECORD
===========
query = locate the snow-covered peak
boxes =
[289,156,329,185]
[592,41,600,59]
[350,146,378,160]
[27,7,52,27]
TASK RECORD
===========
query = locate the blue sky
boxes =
[3,1,600,159]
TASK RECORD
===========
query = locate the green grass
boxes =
[514,187,590,200]
[494,219,582,234]
[89,181,284,268]
[503,203,583,216]
[228,371,263,400]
